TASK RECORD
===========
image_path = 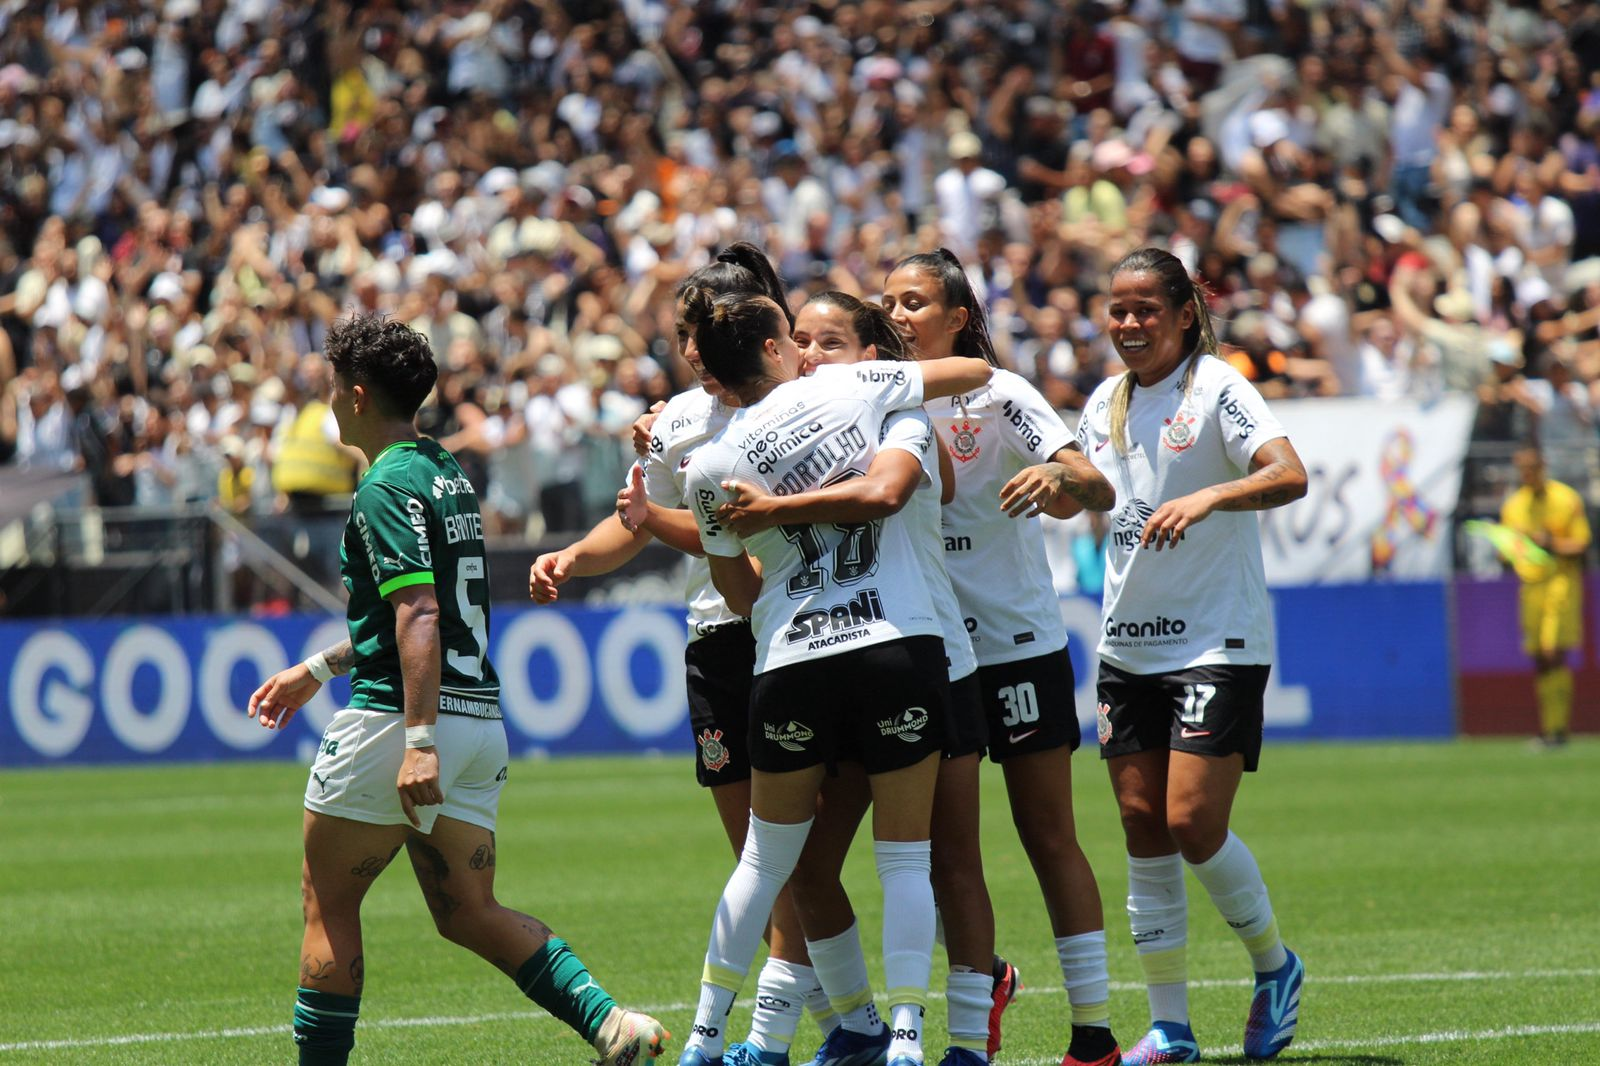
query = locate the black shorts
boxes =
[686,622,756,787]
[1096,661,1271,772]
[944,671,988,761]
[978,644,1082,762]
[748,636,949,775]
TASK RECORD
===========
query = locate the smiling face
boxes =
[1106,270,1195,387]
[795,299,873,372]
[676,298,726,399]
[882,265,966,361]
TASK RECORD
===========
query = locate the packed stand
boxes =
[1,0,1597,535]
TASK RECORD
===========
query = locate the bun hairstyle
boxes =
[1106,247,1220,456]
[889,247,998,365]
[680,287,787,388]
[807,291,908,361]
[675,241,794,328]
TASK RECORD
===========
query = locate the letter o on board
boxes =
[498,612,591,741]
[597,609,687,738]
[103,625,192,754]
[200,623,284,751]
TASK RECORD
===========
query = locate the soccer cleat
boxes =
[1120,1021,1200,1065]
[593,1008,670,1066]
[1062,1050,1122,1066]
[725,1042,791,1066]
[1243,949,1303,1060]
[676,1049,721,1066]
[887,1057,926,1066]
[937,1048,988,1066]
[1061,1029,1122,1066]
[799,1024,892,1066]
[988,956,1021,1057]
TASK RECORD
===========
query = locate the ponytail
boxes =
[676,241,794,327]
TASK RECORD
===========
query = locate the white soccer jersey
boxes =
[881,408,979,682]
[929,369,1075,666]
[1079,356,1286,674]
[685,362,942,673]
[638,387,745,641]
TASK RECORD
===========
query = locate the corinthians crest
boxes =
[1162,411,1198,452]
[697,728,730,772]
[949,419,982,462]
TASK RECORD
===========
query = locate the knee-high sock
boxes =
[1056,930,1111,1028]
[689,814,813,1057]
[945,970,994,1055]
[294,988,358,1066]
[747,956,811,1055]
[514,939,616,1043]
[806,921,881,1035]
[1538,667,1574,738]
[1187,831,1287,973]
[1128,852,1188,1024]
[877,839,934,1063]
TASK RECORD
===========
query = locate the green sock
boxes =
[515,937,617,1043]
[293,988,359,1065]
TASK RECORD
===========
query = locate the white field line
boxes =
[2,967,1597,1054]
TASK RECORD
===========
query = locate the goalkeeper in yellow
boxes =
[1500,447,1591,747]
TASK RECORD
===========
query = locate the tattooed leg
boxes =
[299,810,408,997]
[407,818,555,977]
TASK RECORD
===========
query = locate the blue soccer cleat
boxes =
[887,1057,925,1066]
[724,1041,791,1066]
[799,1024,892,1066]
[936,1048,988,1066]
[1120,1020,1201,1064]
[677,1048,722,1066]
[1243,949,1303,1060]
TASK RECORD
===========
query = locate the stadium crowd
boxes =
[2,0,1599,534]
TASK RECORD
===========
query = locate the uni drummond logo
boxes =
[878,706,930,743]
[765,720,815,752]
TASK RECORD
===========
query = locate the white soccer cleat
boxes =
[593,1007,671,1066]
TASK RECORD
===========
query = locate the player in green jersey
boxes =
[248,313,668,1066]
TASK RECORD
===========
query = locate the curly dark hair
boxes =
[324,313,438,419]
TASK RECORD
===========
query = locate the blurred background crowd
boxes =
[2,0,1599,542]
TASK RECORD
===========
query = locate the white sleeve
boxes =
[638,424,684,507]
[1214,370,1287,471]
[879,409,937,488]
[836,361,926,413]
[683,457,744,558]
[991,369,1075,462]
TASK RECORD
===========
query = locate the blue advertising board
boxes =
[0,584,1455,768]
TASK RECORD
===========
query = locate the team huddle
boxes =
[249,243,1310,1066]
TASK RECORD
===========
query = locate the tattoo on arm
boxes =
[321,639,356,677]
[1047,452,1115,511]
[1214,464,1299,511]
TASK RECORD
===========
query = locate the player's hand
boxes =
[999,463,1068,518]
[717,479,778,535]
[1141,490,1216,551]
[616,464,649,532]
[529,551,574,604]
[631,402,666,457]
[247,663,321,730]
[397,746,443,829]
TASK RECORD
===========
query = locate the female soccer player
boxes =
[528,245,849,1065]
[677,287,994,1066]
[1078,248,1308,1064]
[882,250,1122,1066]
[718,291,1001,1066]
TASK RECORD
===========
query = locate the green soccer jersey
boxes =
[339,438,500,718]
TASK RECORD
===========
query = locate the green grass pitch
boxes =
[1,739,1596,1064]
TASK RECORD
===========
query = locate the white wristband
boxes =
[405,724,436,749]
[304,652,334,684]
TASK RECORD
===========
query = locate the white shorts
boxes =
[304,709,509,834]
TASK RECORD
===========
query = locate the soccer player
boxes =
[1077,249,1308,1064]
[676,287,994,1066]
[530,245,857,1066]
[247,314,667,1066]
[882,250,1123,1066]
[1500,445,1591,748]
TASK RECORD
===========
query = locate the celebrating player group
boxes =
[249,242,1310,1066]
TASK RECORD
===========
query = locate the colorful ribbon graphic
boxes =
[1370,429,1438,572]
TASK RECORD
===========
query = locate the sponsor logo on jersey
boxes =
[784,588,885,648]
[948,418,982,462]
[697,728,730,772]
[443,511,484,545]
[1162,411,1198,452]
[856,366,909,387]
[943,535,972,552]
[1218,387,1257,436]
[746,418,827,475]
[764,720,814,752]
[405,497,433,567]
[355,512,381,584]
[432,474,476,499]
[1097,701,1113,744]
[878,706,929,743]
[1111,498,1156,552]
[1001,400,1044,453]
[1180,727,1212,739]
[696,487,723,536]
[1105,615,1188,640]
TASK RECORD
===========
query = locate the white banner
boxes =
[1259,395,1475,585]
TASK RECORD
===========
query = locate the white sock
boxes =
[806,921,882,1035]
[1188,831,1287,973]
[1056,930,1111,1028]
[801,967,841,1036]
[875,839,935,1011]
[945,969,993,1057]
[691,814,813,1056]
[747,957,810,1055]
[888,1003,927,1063]
[1128,852,1189,1024]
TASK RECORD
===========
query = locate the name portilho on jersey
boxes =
[772,424,870,496]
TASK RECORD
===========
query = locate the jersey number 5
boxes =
[447,555,490,680]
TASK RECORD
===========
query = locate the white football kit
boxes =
[638,386,747,640]
[686,362,942,673]
[1080,356,1286,674]
[929,369,1075,666]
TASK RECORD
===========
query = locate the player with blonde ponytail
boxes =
[1079,249,1310,1064]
